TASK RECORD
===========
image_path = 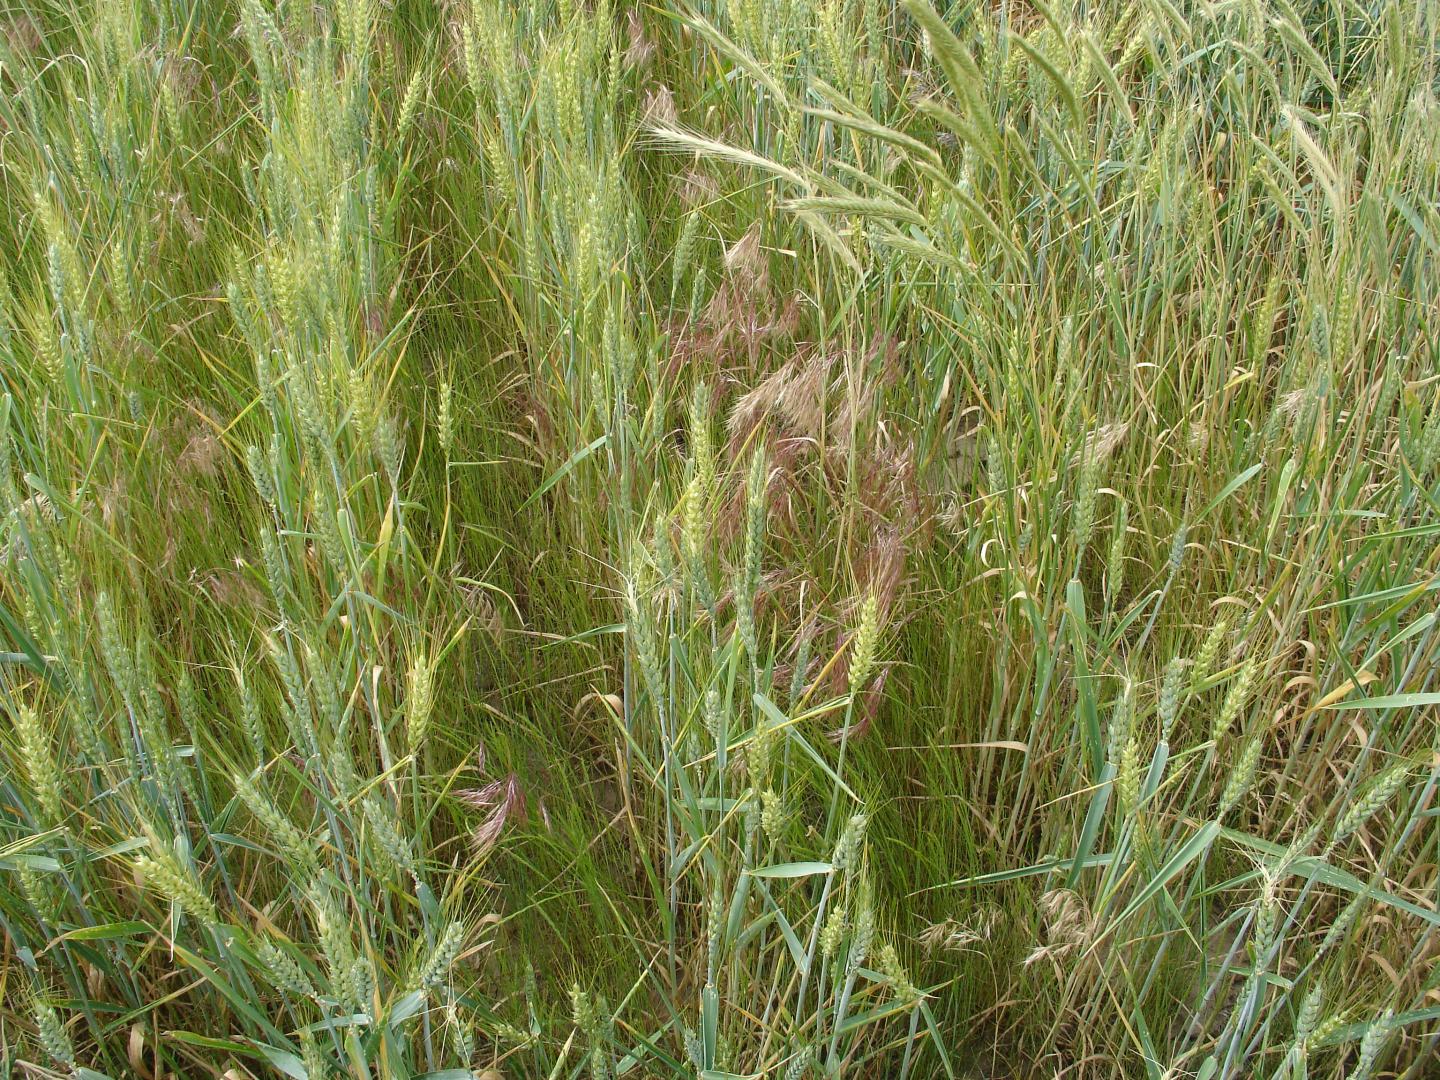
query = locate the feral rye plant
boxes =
[1,0,1439,1076]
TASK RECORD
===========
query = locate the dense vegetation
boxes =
[1,0,1438,1076]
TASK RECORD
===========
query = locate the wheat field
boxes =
[0,0,1438,1076]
